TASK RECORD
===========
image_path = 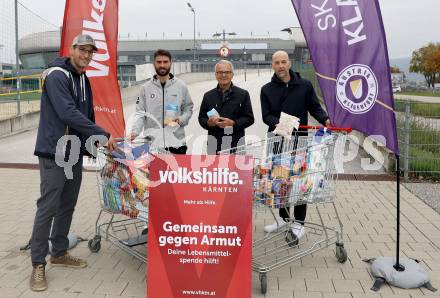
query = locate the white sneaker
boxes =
[291,222,305,240]
[264,216,288,233]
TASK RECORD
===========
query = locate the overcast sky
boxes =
[15,0,440,58]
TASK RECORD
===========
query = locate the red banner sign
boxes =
[60,0,125,137]
[147,155,253,298]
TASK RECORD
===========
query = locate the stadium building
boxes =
[18,28,309,85]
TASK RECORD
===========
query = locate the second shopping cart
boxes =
[219,126,351,294]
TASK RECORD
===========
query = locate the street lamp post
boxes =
[243,47,247,82]
[212,29,237,43]
[0,44,3,64]
[0,44,3,90]
[187,3,196,62]
[14,0,21,115]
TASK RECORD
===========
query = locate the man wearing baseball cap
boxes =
[30,34,116,291]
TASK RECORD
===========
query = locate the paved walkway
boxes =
[0,168,439,297]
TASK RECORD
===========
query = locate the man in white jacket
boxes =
[130,49,194,154]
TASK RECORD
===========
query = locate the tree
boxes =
[390,66,401,73]
[410,43,440,88]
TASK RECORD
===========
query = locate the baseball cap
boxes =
[72,34,98,51]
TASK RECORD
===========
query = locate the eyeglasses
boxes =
[77,47,96,57]
[216,71,232,76]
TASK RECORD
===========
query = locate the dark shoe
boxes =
[30,264,47,292]
[50,252,87,268]
[285,230,299,247]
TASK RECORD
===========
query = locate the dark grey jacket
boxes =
[34,57,109,159]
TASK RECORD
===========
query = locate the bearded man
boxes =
[129,49,194,154]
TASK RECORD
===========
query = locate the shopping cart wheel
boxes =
[259,273,267,294]
[88,235,101,253]
[335,243,347,263]
[285,230,299,247]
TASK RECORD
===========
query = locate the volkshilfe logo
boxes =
[159,167,243,185]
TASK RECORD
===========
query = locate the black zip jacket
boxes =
[34,57,109,160]
[199,84,254,153]
[260,70,329,132]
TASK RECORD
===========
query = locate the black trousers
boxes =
[279,204,307,224]
[165,145,187,155]
[31,157,83,265]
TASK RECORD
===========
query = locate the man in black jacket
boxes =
[30,34,116,292]
[199,60,254,154]
[260,50,330,239]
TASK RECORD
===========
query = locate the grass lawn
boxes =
[405,146,440,180]
[395,100,440,118]
[0,92,41,101]
[397,91,440,98]
[397,117,440,179]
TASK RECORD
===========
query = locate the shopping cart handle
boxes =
[298,125,352,133]
[113,136,153,143]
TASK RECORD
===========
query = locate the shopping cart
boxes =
[88,139,166,263]
[219,126,351,294]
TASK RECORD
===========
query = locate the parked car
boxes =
[392,85,402,93]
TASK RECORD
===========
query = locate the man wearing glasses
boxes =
[30,34,116,291]
[198,60,254,154]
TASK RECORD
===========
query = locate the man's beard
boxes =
[155,66,171,76]
[276,70,288,78]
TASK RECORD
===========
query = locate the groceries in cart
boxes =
[254,128,334,207]
[99,141,150,219]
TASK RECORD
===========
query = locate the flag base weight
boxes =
[364,257,437,292]
[362,156,436,293]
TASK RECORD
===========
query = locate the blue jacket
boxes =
[34,57,109,159]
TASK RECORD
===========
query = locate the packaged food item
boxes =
[254,165,270,179]
[271,166,290,179]
[273,112,300,137]
[259,179,268,193]
[265,193,274,208]
[272,178,282,193]
[207,108,220,118]
[164,104,179,126]
[254,191,264,204]
[272,154,281,167]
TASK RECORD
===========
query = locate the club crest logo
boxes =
[336,64,378,114]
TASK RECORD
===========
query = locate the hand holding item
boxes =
[167,118,180,127]
[207,117,220,127]
[273,112,300,138]
[128,132,138,141]
[325,119,331,127]
[105,136,117,152]
[207,108,221,127]
[217,117,235,128]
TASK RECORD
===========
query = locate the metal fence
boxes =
[0,0,58,120]
[396,99,440,180]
